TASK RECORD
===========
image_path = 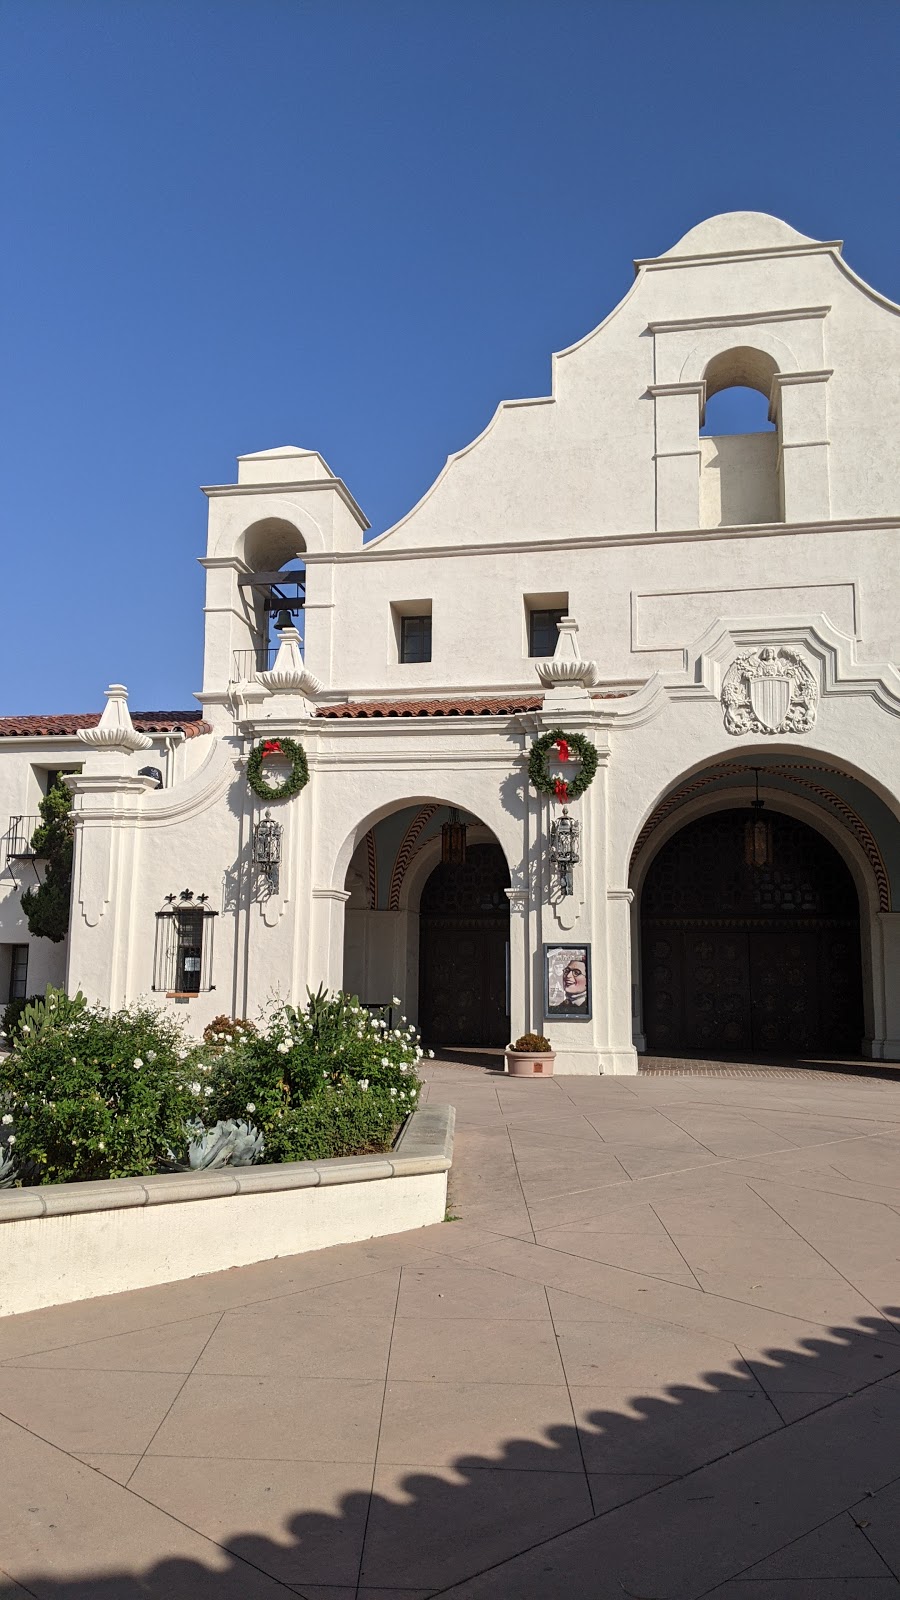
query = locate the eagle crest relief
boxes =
[721,646,817,736]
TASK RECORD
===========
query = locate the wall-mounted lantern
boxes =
[744,769,774,871]
[549,806,580,897]
[252,810,283,888]
[441,807,467,866]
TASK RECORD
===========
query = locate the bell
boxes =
[274,608,294,631]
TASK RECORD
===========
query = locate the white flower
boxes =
[360,1078,369,1091]
[246,1102,256,1114]
[390,1087,397,1097]
[6,1135,14,1146]
[20,1025,30,1035]
[190,1081,201,1095]
[177,1048,189,1060]
[147,1050,156,1062]
[401,1015,407,1022]
[381,1056,390,1067]
[400,1064,408,1074]
[97,1141,105,1151]
[392,996,401,1006]
[203,1086,213,1097]
[427,1049,435,1058]
[1,1114,12,1125]
[133,1058,143,1069]
[276,1040,290,1054]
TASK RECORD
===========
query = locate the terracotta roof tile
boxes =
[317,694,544,719]
[0,712,212,739]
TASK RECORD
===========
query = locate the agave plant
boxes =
[167,1119,265,1172]
[0,1146,18,1187]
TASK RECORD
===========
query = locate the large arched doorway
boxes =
[418,843,510,1047]
[641,810,863,1055]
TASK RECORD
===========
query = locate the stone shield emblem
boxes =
[721,647,817,736]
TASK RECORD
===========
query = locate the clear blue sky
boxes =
[2,1,898,712]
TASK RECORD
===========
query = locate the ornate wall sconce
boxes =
[441,807,467,866]
[252,810,283,888]
[549,806,580,897]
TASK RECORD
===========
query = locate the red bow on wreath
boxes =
[261,740,282,755]
[554,738,570,763]
[554,777,570,801]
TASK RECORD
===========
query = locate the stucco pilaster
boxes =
[649,381,705,531]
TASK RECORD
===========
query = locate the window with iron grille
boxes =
[8,945,28,1002]
[400,614,432,663]
[153,902,216,994]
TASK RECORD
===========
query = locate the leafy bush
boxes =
[0,1003,201,1182]
[203,987,427,1162]
[202,1015,257,1048]
[20,782,76,942]
[512,1033,553,1052]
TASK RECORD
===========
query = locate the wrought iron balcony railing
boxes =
[230,640,306,683]
[5,816,43,862]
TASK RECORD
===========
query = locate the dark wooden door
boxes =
[419,926,509,1046]
[642,811,863,1056]
[418,842,510,1047]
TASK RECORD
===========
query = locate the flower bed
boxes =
[0,986,434,1188]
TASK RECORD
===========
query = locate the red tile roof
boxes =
[317,694,545,719]
[0,712,212,739]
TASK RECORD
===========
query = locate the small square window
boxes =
[400,614,432,664]
[529,607,565,658]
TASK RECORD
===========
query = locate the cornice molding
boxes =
[647,305,830,334]
[302,516,900,566]
[200,477,369,531]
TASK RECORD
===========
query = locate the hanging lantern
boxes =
[549,805,581,897]
[744,770,774,870]
[252,809,283,886]
[441,808,467,865]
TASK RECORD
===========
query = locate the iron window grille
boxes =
[153,894,217,994]
[400,614,432,663]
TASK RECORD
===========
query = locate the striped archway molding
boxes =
[388,805,440,911]
[364,829,377,910]
[630,762,891,912]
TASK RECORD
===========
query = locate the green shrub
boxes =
[204,987,425,1160]
[512,1033,552,1052]
[0,1003,200,1182]
[20,782,76,942]
[2,993,41,1040]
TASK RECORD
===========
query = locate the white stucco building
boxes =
[4,211,900,1072]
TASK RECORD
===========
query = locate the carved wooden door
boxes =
[419,843,510,1047]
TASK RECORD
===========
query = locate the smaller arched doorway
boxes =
[419,843,510,1047]
[641,810,863,1055]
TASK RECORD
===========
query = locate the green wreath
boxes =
[528,729,598,802]
[246,737,309,802]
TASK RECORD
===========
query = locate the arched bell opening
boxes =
[638,808,864,1058]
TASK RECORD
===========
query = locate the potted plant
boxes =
[506,1033,556,1076]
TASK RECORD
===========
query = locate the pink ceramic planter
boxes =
[505,1049,556,1076]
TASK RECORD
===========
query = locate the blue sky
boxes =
[2,1,898,712]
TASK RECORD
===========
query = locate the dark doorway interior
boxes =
[419,842,510,1047]
[641,810,863,1055]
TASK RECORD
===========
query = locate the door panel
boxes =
[419,927,509,1046]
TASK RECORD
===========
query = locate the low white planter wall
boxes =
[0,1103,454,1318]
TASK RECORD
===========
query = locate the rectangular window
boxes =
[9,946,28,1002]
[153,904,216,994]
[400,614,432,664]
[528,607,566,658]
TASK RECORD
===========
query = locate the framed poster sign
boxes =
[543,944,591,1020]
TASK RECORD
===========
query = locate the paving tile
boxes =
[587,1471,674,1513]
[704,1581,900,1597]
[74,1453,142,1484]
[850,1478,900,1581]
[388,1316,565,1384]
[535,1223,701,1285]
[0,1366,185,1455]
[2,1313,222,1373]
[395,1262,552,1321]
[131,1455,372,1586]
[377,1379,581,1470]
[553,1310,746,1390]
[745,1508,894,1577]
[0,1415,295,1596]
[571,1382,781,1473]
[194,1305,394,1380]
[147,1374,384,1462]
[360,1462,592,1590]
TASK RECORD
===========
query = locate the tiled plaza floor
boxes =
[3,1061,900,1596]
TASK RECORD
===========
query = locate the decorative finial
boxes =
[77,685,153,752]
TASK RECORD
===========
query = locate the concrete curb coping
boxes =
[0,1102,455,1223]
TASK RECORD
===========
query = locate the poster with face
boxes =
[544,945,591,1019]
